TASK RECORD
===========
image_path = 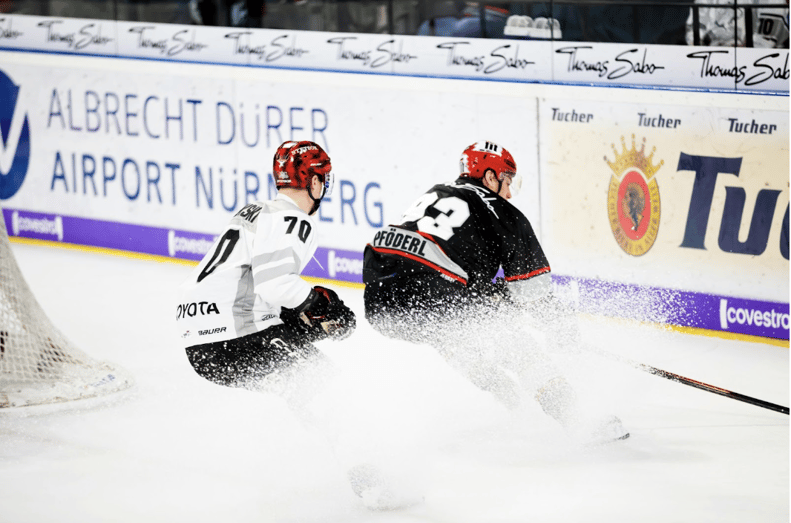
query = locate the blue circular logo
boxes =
[0,69,30,200]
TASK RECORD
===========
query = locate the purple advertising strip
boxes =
[552,275,790,341]
[1,208,215,262]
[302,245,364,284]
[3,208,787,340]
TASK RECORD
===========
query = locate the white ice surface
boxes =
[1,242,788,523]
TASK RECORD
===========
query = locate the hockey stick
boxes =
[589,346,790,415]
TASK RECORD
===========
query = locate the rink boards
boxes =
[0,18,788,343]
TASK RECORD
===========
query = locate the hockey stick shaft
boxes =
[635,362,789,415]
[591,347,789,415]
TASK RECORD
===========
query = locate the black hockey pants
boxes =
[185,322,321,390]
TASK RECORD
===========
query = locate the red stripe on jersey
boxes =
[371,246,468,285]
[505,266,551,282]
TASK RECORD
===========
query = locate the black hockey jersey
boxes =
[364,177,552,301]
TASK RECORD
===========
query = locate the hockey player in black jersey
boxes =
[177,141,355,408]
[363,141,629,446]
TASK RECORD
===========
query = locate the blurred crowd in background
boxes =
[1,0,788,47]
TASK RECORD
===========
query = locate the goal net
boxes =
[0,212,134,408]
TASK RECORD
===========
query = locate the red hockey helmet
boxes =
[273,141,334,197]
[459,141,517,181]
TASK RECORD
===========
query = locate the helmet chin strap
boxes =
[307,176,325,215]
[485,169,504,195]
[309,197,321,216]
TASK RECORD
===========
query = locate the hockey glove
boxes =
[283,286,356,342]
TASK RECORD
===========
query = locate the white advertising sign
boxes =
[540,97,788,300]
[538,95,788,339]
[0,50,540,253]
[0,14,787,92]
[0,15,787,340]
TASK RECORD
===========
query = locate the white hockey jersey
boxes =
[686,0,789,47]
[176,193,317,349]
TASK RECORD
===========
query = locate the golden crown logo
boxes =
[604,135,662,256]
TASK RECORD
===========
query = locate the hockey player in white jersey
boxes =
[177,141,355,407]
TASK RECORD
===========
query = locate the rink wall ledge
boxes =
[7,235,789,349]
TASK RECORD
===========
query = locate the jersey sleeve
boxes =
[251,205,317,310]
[501,210,553,302]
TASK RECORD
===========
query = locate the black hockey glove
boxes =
[282,286,356,342]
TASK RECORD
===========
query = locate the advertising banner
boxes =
[540,98,789,339]
[0,14,787,92]
[0,49,540,282]
[0,16,787,341]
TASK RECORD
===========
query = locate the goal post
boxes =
[0,210,134,409]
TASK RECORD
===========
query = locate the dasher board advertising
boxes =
[0,49,540,279]
[0,38,787,341]
[540,98,788,340]
[0,13,787,92]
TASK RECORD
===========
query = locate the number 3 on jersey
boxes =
[400,192,470,240]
